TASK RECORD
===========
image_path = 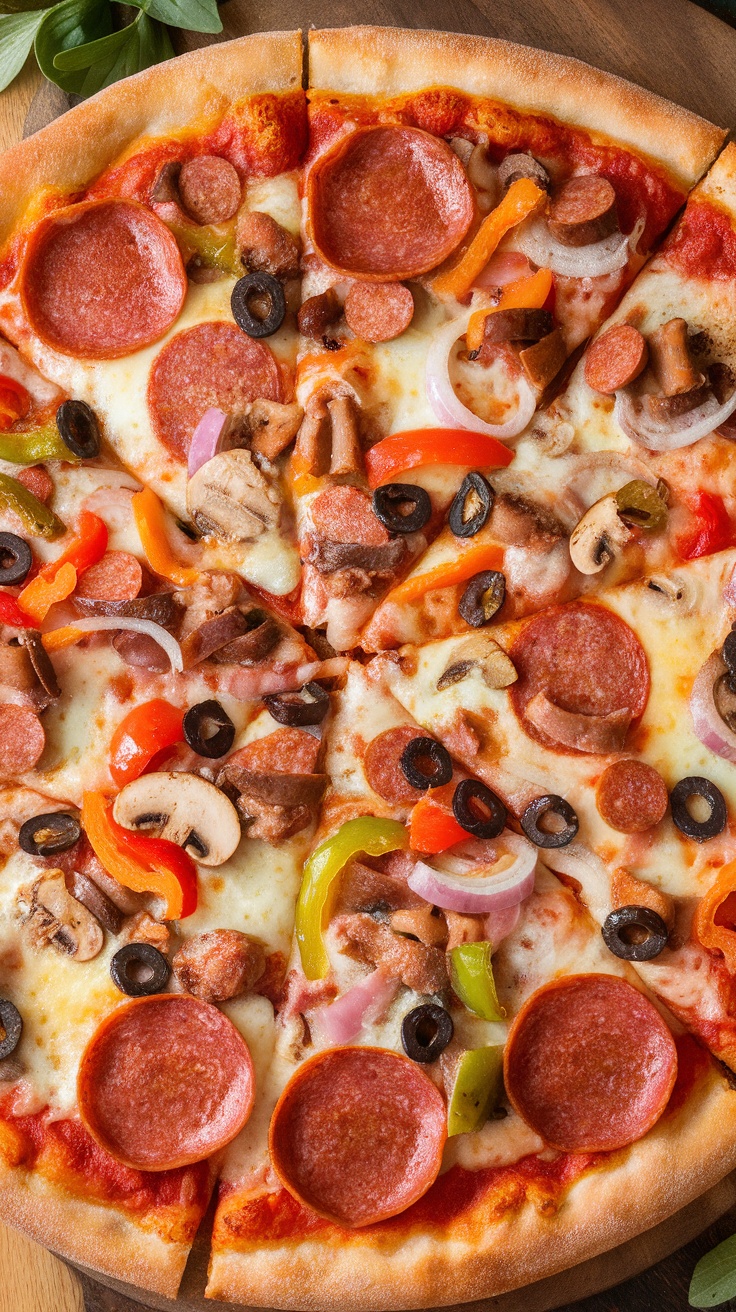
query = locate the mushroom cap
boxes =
[186,449,280,542]
[112,771,242,867]
[569,493,630,576]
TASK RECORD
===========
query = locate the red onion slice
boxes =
[514,215,642,279]
[314,966,400,1045]
[690,649,736,764]
[614,387,736,452]
[426,310,537,439]
[408,833,536,913]
[53,617,183,673]
[473,250,532,289]
[187,407,227,478]
[484,900,521,946]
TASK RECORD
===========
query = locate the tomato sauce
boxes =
[664,198,736,281]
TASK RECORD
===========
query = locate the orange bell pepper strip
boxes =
[0,376,30,431]
[42,625,85,652]
[18,510,108,622]
[383,541,504,607]
[109,699,185,788]
[82,791,198,921]
[693,861,736,975]
[133,486,200,588]
[410,798,468,854]
[366,428,513,489]
[466,268,554,352]
[17,562,77,623]
[432,178,546,300]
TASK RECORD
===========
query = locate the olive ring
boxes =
[458,570,506,627]
[452,778,507,839]
[670,776,727,842]
[18,811,81,857]
[0,532,32,586]
[56,399,101,459]
[0,999,22,1060]
[231,272,286,339]
[401,1003,454,1064]
[183,699,235,759]
[372,484,431,535]
[520,794,579,849]
[400,737,453,791]
[264,682,330,727]
[601,905,669,962]
[449,471,494,539]
[110,943,171,998]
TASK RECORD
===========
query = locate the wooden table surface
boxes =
[3,0,736,1308]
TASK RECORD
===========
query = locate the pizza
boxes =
[1,22,736,1309]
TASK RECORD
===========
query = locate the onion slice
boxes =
[614,387,736,452]
[313,967,400,1045]
[484,900,521,947]
[408,832,537,913]
[426,309,537,440]
[49,617,183,673]
[690,649,736,764]
[187,408,227,477]
[514,215,642,279]
[540,841,610,924]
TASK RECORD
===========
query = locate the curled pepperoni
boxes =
[78,994,255,1170]
[76,551,144,603]
[0,705,45,776]
[269,1046,446,1226]
[21,201,187,359]
[504,974,677,1152]
[307,127,474,280]
[310,485,388,546]
[148,321,282,460]
[364,725,426,804]
[178,156,242,226]
[344,282,415,343]
[15,466,53,504]
[584,324,649,395]
[509,603,649,754]
[225,727,320,775]
[596,758,669,833]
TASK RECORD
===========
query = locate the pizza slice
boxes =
[207,656,736,1308]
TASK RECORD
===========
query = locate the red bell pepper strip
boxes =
[82,791,197,920]
[676,492,733,561]
[0,590,38,629]
[410,798,468,854]
[366,428,514,489]
[0,376,30,431]
[109,699,185,788]
[18,510,108,622]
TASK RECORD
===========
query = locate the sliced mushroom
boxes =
[19,631,60,699]
[67,870,123,935]
[645,572,700,615]
[186,449,281,541]
[436,634,517,691]
[569,493,631,575]
[112,772,241,867]
[21,871,104,961]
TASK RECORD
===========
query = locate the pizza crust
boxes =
[0,30,303,244]
[207,1065,736,1309]
[308,26,725,191]
[693,139,736,217]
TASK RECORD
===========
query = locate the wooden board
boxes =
[3,0,736,1307]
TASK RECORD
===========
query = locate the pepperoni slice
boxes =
[509,603,649,754]
[21,201,187,359]
[225,727,320,775]
[178,156,242,226]
[596,758,669,833]
[148,321,282,460]
[344,282,415,343]
[78,994,254,1171]
[0,705,45,776]
[269,1046,446,1226]
[504,974,677,1152]
[76,551,144,603]
[584,324,649,395]
[364,725,426,804]
[307,127,474,280]
[310,485,388,546]
[15,466,53,504]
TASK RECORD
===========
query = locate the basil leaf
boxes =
[35,0,111,94]
[128,0,221,35]
[52,9,173,96]
[0,8,47,90]
[690,1235,736,1307]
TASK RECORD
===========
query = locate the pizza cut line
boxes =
[0,23,736,1309]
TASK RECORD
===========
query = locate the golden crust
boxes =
[206,1066,736,1309]
[308,27,725,190]
[692,139,736,215]
[0,30,302,244]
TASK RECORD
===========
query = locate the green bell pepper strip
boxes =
[447,1046,505,1137]
[0,473,65,539]
[168,220,240,277]
[296,817,408,980]
[0,423,76,465]
[450,941,505,1021]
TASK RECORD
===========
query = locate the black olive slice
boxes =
[601,905,669,961]
[670,776,727,842]
[458,570,505,627]
[372,483,431,535]
[401,1003,453,1063]
[448,472,494,538]
[56,400,101,459]
[0,532,32,585]
[520,794,579,849]
[723,630,736,691]
[231,272,286,339]
[452,778,506,839]
[0,1000,22,1060]
[110,943,170,997]
[183,699,235,759]
[264,681,330,727]
[400,736,453,791]
[18,811,81,857]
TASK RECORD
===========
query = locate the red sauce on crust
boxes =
[663,199,736,281]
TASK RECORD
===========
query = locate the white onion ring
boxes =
[540,841,611,924]
[55,617,183,673]
[614,387,736,452]
[426,310,537,439]
[690,649,736,764]
[514,215,643,280]
[187,408,227,478]
[408,833,536,913]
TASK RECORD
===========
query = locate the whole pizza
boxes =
[1,24,736,1307]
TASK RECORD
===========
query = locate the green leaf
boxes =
[690,1235,736,1307]
[35,0,112,94]
[128,0,221,36]
[52,8,173,96]
[0,9,47,91]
